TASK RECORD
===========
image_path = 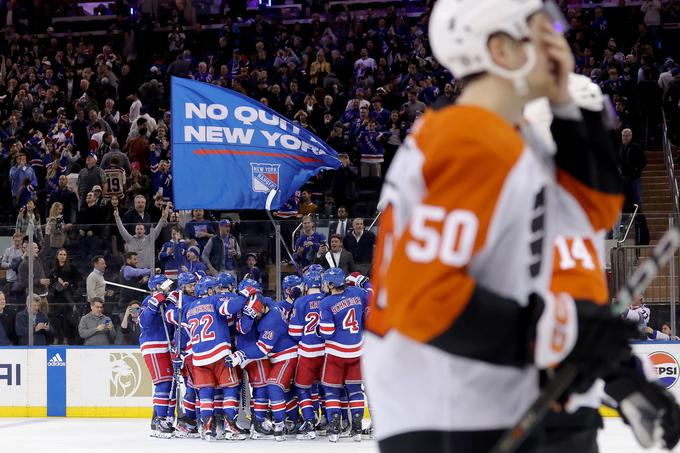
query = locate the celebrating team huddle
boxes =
[137,265,370,443]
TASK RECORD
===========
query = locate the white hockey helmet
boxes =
[429,0,545,81]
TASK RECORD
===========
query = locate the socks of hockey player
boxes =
[267,384,287,423]
[285,391,300,422]
[297,385,316,422]
[346,383,365,422]
[198,387,215,425]
[221,385,240,421]
[183,386,198,420]
[322,385,342,425]
[153,381,172,418]
[252,386,269,422]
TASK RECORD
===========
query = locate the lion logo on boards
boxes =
[109,352,152,398]
[648,351,680,389]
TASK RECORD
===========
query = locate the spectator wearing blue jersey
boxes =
[9,152,37,204]
[242,253,262,286]
[202,219,241,277]
[159,226,188,279]
[358,118,390,178]
[184,246,208,275]
[184,209,216,251]
[294,216,326,268]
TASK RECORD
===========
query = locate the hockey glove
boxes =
[604,356,680,450]
[159,278,174,294]
[239,286,257,300]
[243,295,265,319]
[147,293,166,311]
[172,355,184,373]
[564,301,638,391]
[225,350,246,368]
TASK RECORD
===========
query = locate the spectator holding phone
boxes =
[15,294,53,345]
[78,297,115,345]
[116,300,141,345]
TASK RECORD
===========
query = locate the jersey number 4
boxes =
[343,308,360,334]
[304,312,320,335]
[188,314,216,343]
[406,205,478,266]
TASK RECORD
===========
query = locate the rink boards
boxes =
[1,343,679,418]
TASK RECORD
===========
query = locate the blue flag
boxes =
[171,77,341,210]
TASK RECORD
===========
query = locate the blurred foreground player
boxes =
[524,76,680,453]
[364,1,636,452]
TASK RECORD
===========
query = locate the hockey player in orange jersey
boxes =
[363,1,638,452]
[524,78,680,453]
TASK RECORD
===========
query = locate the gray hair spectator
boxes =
[78,297,115,345]
[343,217,376,276]
[114,203,170,269]
[15,294,53,345]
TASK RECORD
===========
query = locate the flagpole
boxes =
[265,190,302,300]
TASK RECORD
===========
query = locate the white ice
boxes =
[0,417,674,453]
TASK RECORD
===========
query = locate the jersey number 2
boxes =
[188,314,216,343]
[304,312,320,335]
[343,308,360,334]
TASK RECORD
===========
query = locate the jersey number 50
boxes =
[406,205,478,266]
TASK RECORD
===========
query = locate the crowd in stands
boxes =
[0,0,679,345]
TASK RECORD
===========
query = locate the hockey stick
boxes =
[491,223,680,453]
[158,298,178,419]
[105,280,151,294]
[172,290,184,423]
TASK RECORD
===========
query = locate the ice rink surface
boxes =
[0,417,674,453]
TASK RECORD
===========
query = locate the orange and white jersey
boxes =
[551,233,608,306]
[363,103,623,439]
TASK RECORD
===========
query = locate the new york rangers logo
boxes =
[250,163,280,193]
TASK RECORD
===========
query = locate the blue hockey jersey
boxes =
[239,307,298,364]
[139,292,174,357]
[289,292,326,358]
[318,286,367,358]
[183,293,235,366]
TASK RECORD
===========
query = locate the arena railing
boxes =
[0,217,377,346]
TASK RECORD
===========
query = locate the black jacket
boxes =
[343,230,376,264]
[619,142,646,180]
[15,309,53,345]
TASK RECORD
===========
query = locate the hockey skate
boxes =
[340,417,352,438]
[315,412,328,436]
[155,417,174,439]
[175,416,200,439]
[202,416,217,442]
[149,417,160,438]
[250,418,274,440]
[351,412,363,442]
[224,417,248,440]
[295,420,317,440]
[328,413,341,443]
[273,421,286,442]
[215,418,226,440]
